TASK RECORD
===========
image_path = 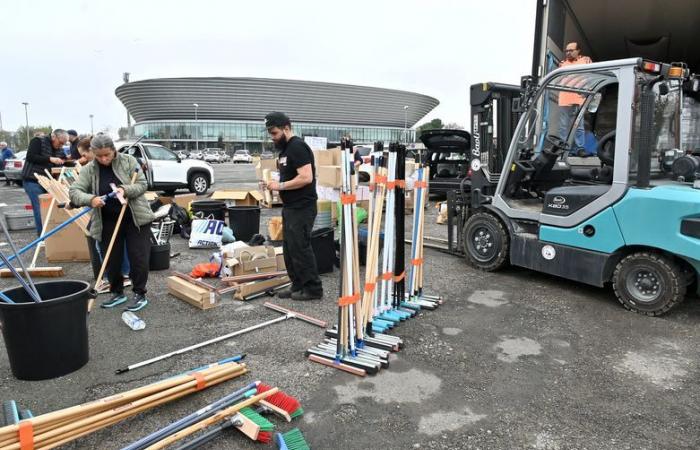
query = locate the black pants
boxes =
[282,204,323,295]
[100,216,151,295]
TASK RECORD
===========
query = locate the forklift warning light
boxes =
[667,66,686,78]
[642,61,661,73]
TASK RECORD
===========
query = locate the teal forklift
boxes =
[459,58,700,315]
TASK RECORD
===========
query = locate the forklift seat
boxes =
[542,184,610,216]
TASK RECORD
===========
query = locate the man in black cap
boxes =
[67,130,80,161]
[264,112,323,301]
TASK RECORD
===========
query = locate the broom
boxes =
[275,428,311,450]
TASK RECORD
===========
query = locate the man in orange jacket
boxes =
[558,42,592,155]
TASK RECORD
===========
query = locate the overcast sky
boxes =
[2,0,535,134]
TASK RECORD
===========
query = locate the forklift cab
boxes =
[465,58,700,316]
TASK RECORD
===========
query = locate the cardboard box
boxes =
[39,194,90,262]
[274,246,286,270]
[210,190,263,206]
[317,165,342,188]
[256,158,278,180]
[157,193,197,211]
[327,147,343,165]
[268,217,283,240]
[312,150,334,166]
[234,275,290,300]
[167,276,218,310]
[224,245,279,276]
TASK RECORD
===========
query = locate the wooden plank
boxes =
[167,276,217,310]
[234,276,290,300]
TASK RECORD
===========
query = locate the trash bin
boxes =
[227,206,261,243]
[191,200,226,222]
[311,227,334,274]
[0,280,91,380]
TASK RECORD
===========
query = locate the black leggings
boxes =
[100,217,152,295]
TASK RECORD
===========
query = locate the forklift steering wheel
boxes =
[597,131,616,166]
[544,134,570,155]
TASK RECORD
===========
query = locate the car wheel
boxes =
[612,252,686,316]
[188,173,210,195]
[463,211,510,271]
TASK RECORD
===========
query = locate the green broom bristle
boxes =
[239,407,275,432]
[290,407,304,419]
[276,428,310,450]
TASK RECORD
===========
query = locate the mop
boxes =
[391,143,416,320]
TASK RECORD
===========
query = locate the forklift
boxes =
[439,58,700,316]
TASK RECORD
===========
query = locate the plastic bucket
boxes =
[191,200,226,222]
[227,206,261,242]
[311,227,335,274]
[150,242,171,270]
[0,280,90,380]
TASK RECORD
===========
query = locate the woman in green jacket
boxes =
[69,134,155,311]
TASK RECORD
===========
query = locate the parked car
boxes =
[260,150,275,160]
[117,142,215,195]
[3,151,26,186]
[175,150,189,159]
[203,149,221,163]
[233,149,253,164]
[189,150,203,160]
[218,150,230,162]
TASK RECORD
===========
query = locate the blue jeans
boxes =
[559,105,585,152]
[95,240,130,277]
[23,180,46,235]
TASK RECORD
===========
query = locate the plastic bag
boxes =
[189,219,224,248]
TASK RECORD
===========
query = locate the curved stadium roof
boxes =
[115,77,439,128]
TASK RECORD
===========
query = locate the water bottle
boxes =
[121,311,146,330]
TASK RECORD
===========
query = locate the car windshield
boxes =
[235,150,248,155]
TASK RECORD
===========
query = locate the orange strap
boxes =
[338,293,361,306]
[19,421,33,450]
[394,271,405,282]
[415,180,428,189]
[192,372,207,391]
[395,180,405,188]
[382,271,393,281]
[375,175,387,184]
[340,194,356,205]
[412,258,424,266]
[364,282,376,292]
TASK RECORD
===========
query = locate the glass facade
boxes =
[132,120,415,152]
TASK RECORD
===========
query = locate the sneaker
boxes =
[291,289,323,301]
[101,293,128,308]
[278,288,301,299]
[125,293,148,312]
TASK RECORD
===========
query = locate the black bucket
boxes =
[150,242,171,270]
[227,206,261,242]
[311,227,335,274]
[191,200,226,222]
[0,280,90,380]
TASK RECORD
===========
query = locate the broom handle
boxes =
[95,170,139,285]
[2,365,246,450]
[30,168,65,268]
[0,363,243,442]
[143,389,277,450]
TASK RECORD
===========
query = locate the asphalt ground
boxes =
[0,163,699,450]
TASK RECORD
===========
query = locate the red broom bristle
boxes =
[257,383,301,414]
[257,431,273,443]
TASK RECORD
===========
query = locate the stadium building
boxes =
[115,77,439,152]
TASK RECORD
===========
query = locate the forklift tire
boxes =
[463,212,510,271]
[612,252,686,316]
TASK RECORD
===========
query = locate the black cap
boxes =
[67,129,78,137]
[264,112,291,129]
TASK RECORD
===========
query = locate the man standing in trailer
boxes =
[264,112,323,301]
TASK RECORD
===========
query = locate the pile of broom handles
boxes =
[0,361,248,450]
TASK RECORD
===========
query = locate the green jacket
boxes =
[69,153,154,241]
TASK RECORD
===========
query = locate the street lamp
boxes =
[403,105,409,143]
[89,114,94,134]
[193,103,199,151]
[22,102,29,146]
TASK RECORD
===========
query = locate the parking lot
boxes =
[0,162,699,450]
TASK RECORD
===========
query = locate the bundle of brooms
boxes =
[0,361,248,450]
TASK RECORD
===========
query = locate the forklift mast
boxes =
[468,81,526,203]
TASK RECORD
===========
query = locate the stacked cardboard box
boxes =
[39,194,90,262]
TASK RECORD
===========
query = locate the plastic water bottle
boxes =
[121,311,146,330]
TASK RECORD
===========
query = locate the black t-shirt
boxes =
[278,136,317,208]
[98,163,126,220]
[69,140,81,160]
